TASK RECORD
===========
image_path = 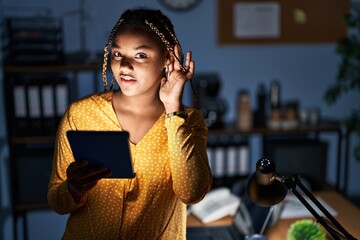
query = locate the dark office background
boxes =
[1,0,359,239]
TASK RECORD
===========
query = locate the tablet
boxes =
[66,130,136,178]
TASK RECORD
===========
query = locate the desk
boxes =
[187,190,360,239]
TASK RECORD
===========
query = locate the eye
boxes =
[135,52,148,59]
[113,51,122,59]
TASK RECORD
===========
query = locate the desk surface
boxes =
[187,190,360,239]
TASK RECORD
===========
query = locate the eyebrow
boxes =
[112,42,152,51]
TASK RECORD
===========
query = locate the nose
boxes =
[118,57,132,69]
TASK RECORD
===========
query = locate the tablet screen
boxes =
[66,130,136,178]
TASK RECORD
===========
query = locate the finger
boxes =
[74,168,112,191]
[168,59,174,74]
[81,169,112,187]
[185,51,192,71]
[68,163,108,184]
[190,60,195,74]
[165,65,170,79]
[81,164,109,178]
[67,160,88,175]
[172,45,182,70]
[186,60,195,79]
[89,169,112,183]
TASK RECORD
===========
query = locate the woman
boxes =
[48,8,212,240]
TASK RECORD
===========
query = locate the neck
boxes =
[113,90,164,115]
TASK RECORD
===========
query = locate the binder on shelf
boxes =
[54,78,69,132]
[238,145,249,175]
[55,82,68,117]
[27,84,42,135]
[214,146,225,177]
[46,77,69,135]
[226,146,237,176]
[232,135,249,176]
[9,76,69,137]
[13,84,28,135]
[41,84,56,133]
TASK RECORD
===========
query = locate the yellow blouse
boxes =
[47,91,212,240]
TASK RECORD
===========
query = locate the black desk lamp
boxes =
[247,158,357,240]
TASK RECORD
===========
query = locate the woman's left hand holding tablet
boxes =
[66,160,112,203]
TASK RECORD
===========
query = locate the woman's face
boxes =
[111,29,167,97]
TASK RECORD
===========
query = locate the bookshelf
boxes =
[207,120,344,191]
[2,63,101,240]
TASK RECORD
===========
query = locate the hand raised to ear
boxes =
[159,45,195,113]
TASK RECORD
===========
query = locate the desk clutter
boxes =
[187,190,360,240]
[280,193,337,219]
[187,185,283,239]
[188,179,337,225]
[192,73,323,131]
[237,80,322,131]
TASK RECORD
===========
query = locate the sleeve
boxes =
[47,106,88,215]
[165,108,213,204]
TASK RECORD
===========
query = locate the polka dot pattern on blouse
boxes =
[47,91,212,240]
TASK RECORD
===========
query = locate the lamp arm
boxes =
[279,175,357,240]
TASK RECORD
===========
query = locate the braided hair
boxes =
[102,8,196,102]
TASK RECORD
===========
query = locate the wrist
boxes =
[165,104,184,114]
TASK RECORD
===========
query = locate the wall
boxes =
[0,0,359,239]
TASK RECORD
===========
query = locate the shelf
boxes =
[11,136,55,144]
[15,204,50,213]
[208,120,341,136]
[4,63,101,73]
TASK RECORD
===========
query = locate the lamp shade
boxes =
[247,158,287,207]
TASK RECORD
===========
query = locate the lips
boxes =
[120,75,136,85]
[120,74,135,81]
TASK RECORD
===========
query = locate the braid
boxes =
[102,18,123,91]
[154,13,184,63]
[144,20,186,73]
